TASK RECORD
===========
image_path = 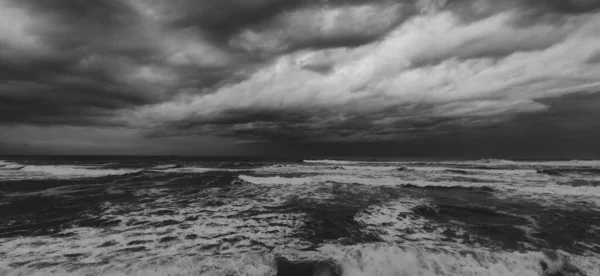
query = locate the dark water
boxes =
[0,157,599,275]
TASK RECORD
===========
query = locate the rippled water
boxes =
[1,157,599,275]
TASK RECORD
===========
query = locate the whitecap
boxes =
[239,175,313,185]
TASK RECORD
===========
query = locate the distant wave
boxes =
[239,174,312,185]
[0,160,26,170]
[155,166,246,174]
[456,159,600,168]
[0,163,140,180]
[151,164,182,170]
[302,158,600,168]
[303,159,365,164]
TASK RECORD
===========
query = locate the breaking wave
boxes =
[239,175,313,185]
[3,157,600,276]
[0,160,25,170]
[302,159,366,165]
[1,244,597,276]
[0,161,139,180]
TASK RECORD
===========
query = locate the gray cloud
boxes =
[1,0,600,156]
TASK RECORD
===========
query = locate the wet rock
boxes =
[276,256,342,276]
[541,260,587,276]
[396,167,409,171]
[442,229,457,238]
[411,205,438,217]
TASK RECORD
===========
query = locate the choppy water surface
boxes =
[1,157,599,275]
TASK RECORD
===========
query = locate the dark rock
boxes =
[396,167,409,171]
[442,229,457,238]
[411,205,438,217]
[276,256,342,276]
[542,260,587,276]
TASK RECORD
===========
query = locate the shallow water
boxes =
[1,157,599,275]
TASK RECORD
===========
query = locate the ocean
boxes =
[0,156,599,276]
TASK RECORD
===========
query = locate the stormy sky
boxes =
[1,0,600,157]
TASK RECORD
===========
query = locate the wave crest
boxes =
[239,175,312,185]
[2,245,596,276]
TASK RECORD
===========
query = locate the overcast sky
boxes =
[1,0,600,157]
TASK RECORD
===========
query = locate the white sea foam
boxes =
[302,159,365,164]
[158,166,215,173]
[317,244,600,276]
[354,199,442,242]
[3,159,600,276]
[0,163,139,180]
[239,175,313,185]
[251,162,600,207]
[20,165,137,176]
[151,164,180,170]
[2,244,598,276]
[303,158,600,168]
[157,166,247,174]
[0,160,25,170]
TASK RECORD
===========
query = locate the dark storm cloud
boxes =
[0,0,417,127]
[266,91,600,158]
[161,0,405,38]
[586,49,600,63]
[0,0,156,125]
[145,99,531,143]
[0,0,242,126]
[1,0,600,157]
[227,1,414,54]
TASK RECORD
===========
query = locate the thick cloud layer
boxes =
[1,0,599,155]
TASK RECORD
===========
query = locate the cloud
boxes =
[136,3,600,142]
[228,2,413,54]
[0,0,241,126]
[1,0,600,153]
